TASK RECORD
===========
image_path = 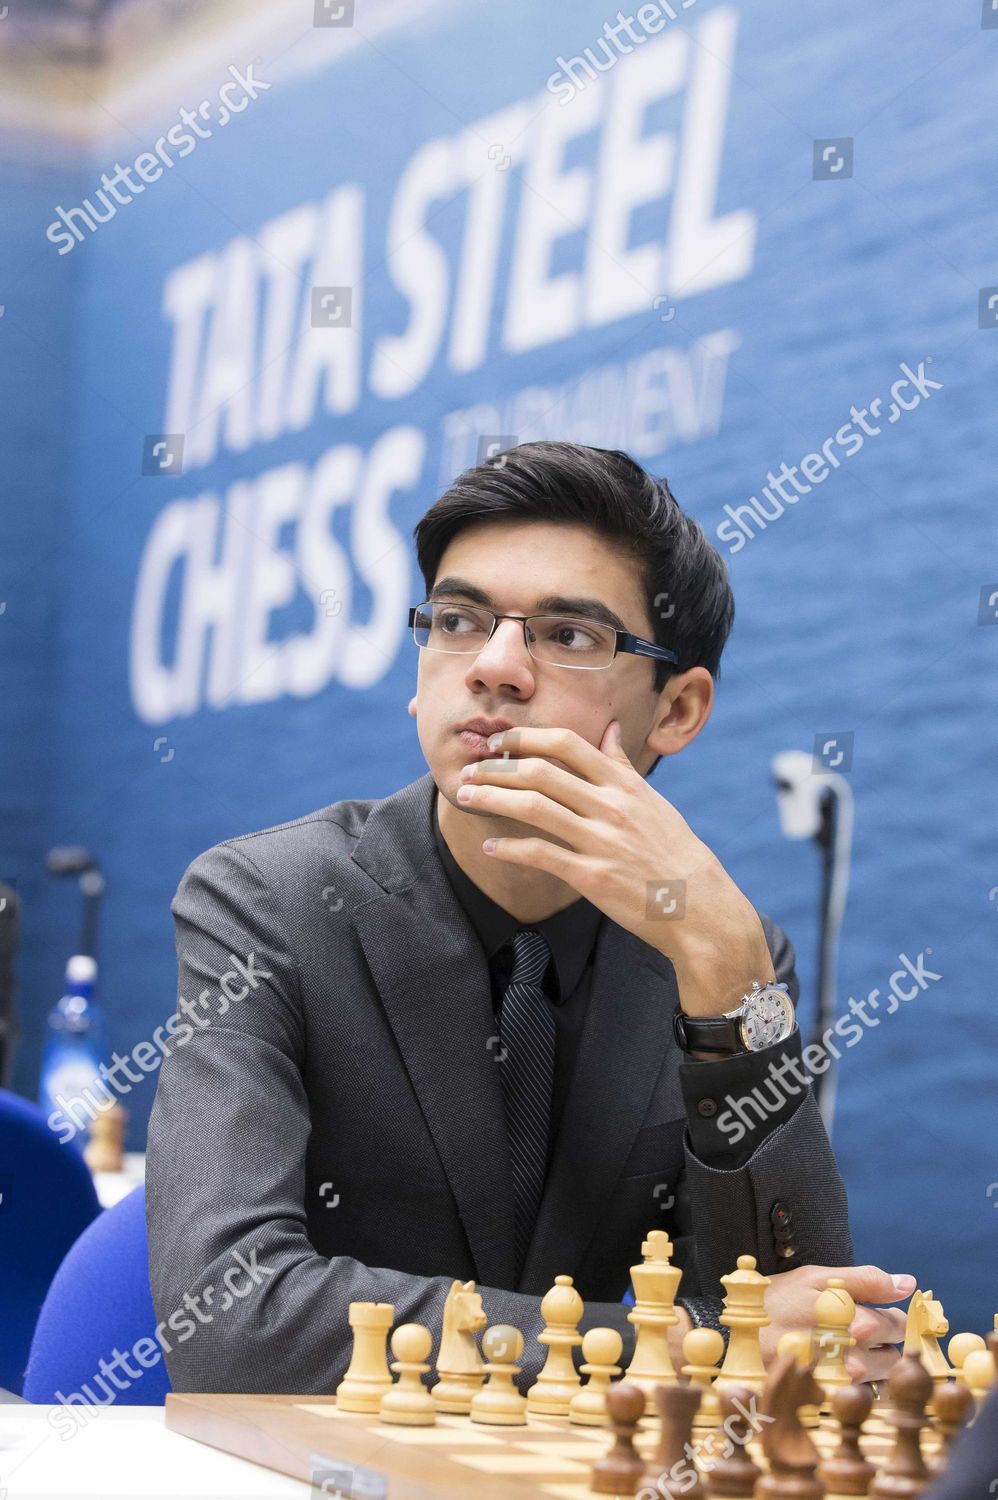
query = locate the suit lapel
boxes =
[350,774,517,1289]
[517,921,680,1291]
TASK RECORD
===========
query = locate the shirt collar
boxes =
[432,791,603,1004]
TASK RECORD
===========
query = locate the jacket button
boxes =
[771,1201,797,1257]
[696,1098,718,1118]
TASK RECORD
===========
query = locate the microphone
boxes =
[771,751,854,1136]
[46,845,104,961]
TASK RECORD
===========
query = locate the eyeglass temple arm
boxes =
[618,632,678,665]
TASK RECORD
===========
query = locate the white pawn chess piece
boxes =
[526,1276,584,1416]
[379,1323,436,1426]
[569,1328,623,1426]
[471,1326,528,1425]
[948,1331,986,1385]
[962,1348,995,1410]
[681,1327,724,1429]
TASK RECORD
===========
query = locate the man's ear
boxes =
[408,696,417,716]
[644,667,713,759]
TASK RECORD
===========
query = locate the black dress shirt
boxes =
[432,797,601,1172]
[432,793,807,1173]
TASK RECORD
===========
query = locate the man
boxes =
[146,441,912,1394]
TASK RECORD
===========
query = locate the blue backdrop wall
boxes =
[3,0,996,1337]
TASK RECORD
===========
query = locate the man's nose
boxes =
[466,618,535,685]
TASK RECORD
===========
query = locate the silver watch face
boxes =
[738,986,795,1050]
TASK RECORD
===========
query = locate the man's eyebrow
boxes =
[428,577,627,633]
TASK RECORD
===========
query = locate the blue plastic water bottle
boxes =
[38,954,107,1147]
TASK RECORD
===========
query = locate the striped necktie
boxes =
[497,927,556,1282]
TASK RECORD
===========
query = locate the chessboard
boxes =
[163,1388,931,1499]
[163,1234,995,1498]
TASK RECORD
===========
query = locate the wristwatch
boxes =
[672,980,796,1055]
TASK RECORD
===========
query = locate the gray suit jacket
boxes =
[146,771,853,1394]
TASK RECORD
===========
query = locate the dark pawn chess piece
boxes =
[592,1381,647,1495]
[649,1380,705,1497]
[870,1351,933,1499]
[818,1381,876,1496]
[702,1383,763,1498]
[756,1349,824,1500]
[929,1380,973,1476]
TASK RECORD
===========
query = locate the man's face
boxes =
[410,519,667,797]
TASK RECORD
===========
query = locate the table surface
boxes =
[8,1152,302,1495]
[0,1403,311,1498]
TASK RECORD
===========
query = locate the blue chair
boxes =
[0,1088,101,1395]
[23,1183,171,1406]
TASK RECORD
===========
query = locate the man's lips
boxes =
[456,719,520,761]
[457,728,513,759]
[459,718,516,738]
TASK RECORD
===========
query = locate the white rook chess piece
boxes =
[335,1301,395,1413]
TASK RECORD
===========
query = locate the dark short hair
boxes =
[413,441,735,776]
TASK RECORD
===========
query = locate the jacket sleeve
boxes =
[146,842,633,1395]
[678,913,855,1298]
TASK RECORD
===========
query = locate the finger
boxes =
[458,780,589,847]
[770,1263,837,1291]
[850,1305,907,1346]
[463,754,604,819]
[489,726,619,785]
[845,1343,902,1384]
[481,833,592,888]
[831,1265,916,1304]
